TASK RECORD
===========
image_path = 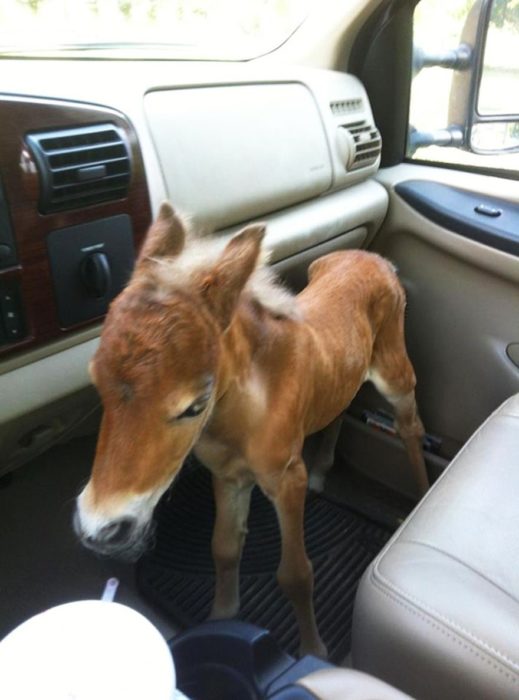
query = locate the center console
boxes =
[170,620,411,699]
[169,620,332,700]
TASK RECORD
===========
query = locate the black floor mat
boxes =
[136,463,391,663]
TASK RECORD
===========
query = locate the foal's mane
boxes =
[148,225,301,321]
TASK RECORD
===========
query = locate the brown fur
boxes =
[77,203,428,657]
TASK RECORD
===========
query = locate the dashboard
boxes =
[0,97,150,354]
[0,59,388,475]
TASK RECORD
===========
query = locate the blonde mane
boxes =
[149,226,301,321]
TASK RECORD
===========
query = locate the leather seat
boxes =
[297,668,412,699]
[352,394,519,700]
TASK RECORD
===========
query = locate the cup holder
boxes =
[169,620,331,700]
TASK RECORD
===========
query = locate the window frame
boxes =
[350,0,519,179]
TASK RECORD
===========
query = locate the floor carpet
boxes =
[137,462,391,663]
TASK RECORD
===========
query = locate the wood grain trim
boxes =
[0,95,151,357]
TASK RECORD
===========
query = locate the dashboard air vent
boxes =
[330,98,362,116]
[340,121,382,170]
[26,124,131,213]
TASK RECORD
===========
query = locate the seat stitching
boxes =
[368,571,518,684]
[401,538,519,607]
[370,564,519,672]
[374,402,518,559]
[368,396,519,672]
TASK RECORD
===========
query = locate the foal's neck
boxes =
[217,295,296,397]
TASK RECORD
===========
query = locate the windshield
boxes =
[0,0,311,60]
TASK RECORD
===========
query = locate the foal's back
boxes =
[298,249,402,328]
[289,250,406,435]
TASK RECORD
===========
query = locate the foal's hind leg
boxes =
[369,365,428,496]
[369,308,429,496]
[306,417,342,493]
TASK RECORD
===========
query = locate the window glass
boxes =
[478,1,519,115]
[408,0,519,173]
[0,0,311,60]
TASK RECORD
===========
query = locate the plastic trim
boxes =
[395,180,519,257]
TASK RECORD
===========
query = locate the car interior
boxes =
[1,0,519,698]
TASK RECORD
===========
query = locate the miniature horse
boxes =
[74,203,428,657]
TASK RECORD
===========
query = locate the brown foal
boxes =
[74,203,428,657]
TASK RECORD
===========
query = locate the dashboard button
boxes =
[0,289,25,341]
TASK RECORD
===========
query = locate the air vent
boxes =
[339,121,382,171]
[26,124,131,213]
[330,98,362,116]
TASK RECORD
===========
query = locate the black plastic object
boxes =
[474,203,502,218]
[349,0,418,167]
[80,251,112,299]
[170,620,330,700]
[0,282,26,345]
[0,180,17,270]
[47,214,134,327]
[26,124,131,214]
[269,689,316,699]
[396,180,519,256]
[137,462,390,664]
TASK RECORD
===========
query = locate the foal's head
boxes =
[74,203,265,559]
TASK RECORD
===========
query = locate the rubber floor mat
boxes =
[136,463,391,663]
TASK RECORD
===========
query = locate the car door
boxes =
[337,0,519,495]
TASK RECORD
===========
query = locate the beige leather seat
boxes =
[297,668,412,698]
[352,394,519,700]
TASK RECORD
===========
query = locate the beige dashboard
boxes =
[0,59,388,475]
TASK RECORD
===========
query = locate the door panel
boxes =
[371,163,519,457]
[395,180,519,258]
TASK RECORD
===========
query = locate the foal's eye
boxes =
[174,398,208,421]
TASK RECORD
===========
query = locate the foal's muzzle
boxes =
[73,511,152,562]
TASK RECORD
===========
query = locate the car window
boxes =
[408,0,519,174]
[0,0,311,61]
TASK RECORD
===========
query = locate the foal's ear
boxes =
[136,202,186,265]
[201,223,266,329]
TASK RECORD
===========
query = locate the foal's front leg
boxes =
[210,474,253,619]
[262,458,327,658]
